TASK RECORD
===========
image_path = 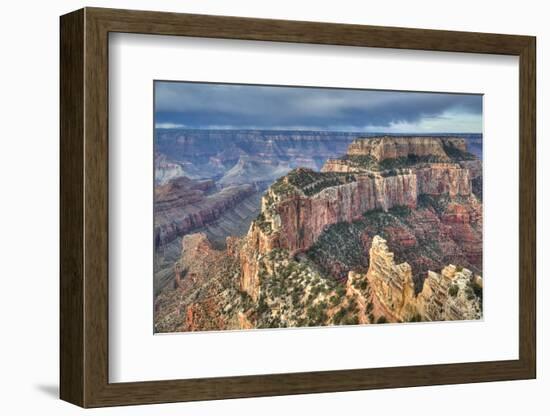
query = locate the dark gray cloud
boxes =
[154,81,482,132]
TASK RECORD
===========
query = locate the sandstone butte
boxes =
[240,137,481,295]
[154,136,483,332]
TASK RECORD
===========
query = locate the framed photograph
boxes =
[60,7,536,407]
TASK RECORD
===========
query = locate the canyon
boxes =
[154,176,256,249]
[154,129,482,181]
[239,136,482,301]
[154,134,483,332]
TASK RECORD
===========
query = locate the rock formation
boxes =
[416,164,471,196]
[363,236,482,322]
[256,170,418,253]
[366,236,417,322]
[154,176,255,248]
[155,129,361,180]
[346,136,464,161]
[155,129,481,180]
[154,135,483,332]
[219,155,292,187]
[155,153,185,185]
[239,137,481,301]
[417,265,482,321]
[154,233,245,332]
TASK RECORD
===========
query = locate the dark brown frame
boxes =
[60,7,536,408]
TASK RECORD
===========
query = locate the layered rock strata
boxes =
[364,236,482,322]
[365,236,416,321]
[154,153,185,185]
[154,233,244,332]
[239,137,479,301]
[155,176,255,248]
[346,136,466,161]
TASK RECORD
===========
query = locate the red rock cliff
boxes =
[273,174,418,253]
[154,177,255,247]
[239,136,478,300]
[346,136,466,161]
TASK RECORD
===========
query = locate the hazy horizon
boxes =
[155,126,482,134]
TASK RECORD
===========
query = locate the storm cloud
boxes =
[154,81,482,133]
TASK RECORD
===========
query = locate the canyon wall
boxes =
[239,173,417,300]
[273,173,418,253]
[321,159,367,173]
[155,153,185,185]
[346,136,466,161]
[239,221,280,301]
[239,136,479,301]
[155,177,255,247]
[247,162,472,256]
[155,129,361,178]
[416,163,471,196]
[155,130,481,180]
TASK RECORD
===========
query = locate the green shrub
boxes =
[354,279,368,290]
[408,313,422,322]
[335,285,346,298]
[258,296,269,314]
[448,284,459,297]
[343,316,359,325]
[389,205,412,217]
[442,143,476,161]
[332,308,347,325]
[347,298,358,313]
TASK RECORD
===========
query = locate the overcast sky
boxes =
[154,81,482,133]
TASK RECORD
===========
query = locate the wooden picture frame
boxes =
[60,7,536,408]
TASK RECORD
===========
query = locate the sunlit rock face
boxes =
[238,137,482,308]
[417,265,482,321]
[346,136,465,161]
[366,236,417,322]
[365,236,482,323]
